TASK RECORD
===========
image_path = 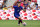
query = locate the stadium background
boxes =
[0,0,40,20]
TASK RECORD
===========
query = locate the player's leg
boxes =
[18,19,20,25]
[14,14,23,25]
[18,17,23,24]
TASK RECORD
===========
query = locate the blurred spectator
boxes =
[24,1,28,7]
[21,1,24,7]
[29,1,35,9]
[17,0,39,10]
[38,6,40,10]
[23,5,25,9]
[18,0,26,2]
[21,0,24,2]
[0,0,40,10]
[3,0,7,8]
[0,0,7,9]
[2,4,6,8]
[27,0,31,2]
[35,8,39,10]
[28,0,31,1]
[33,4,36,10]
[3,0,7,4]
[35,2,39,10]
[3,6,8,10]
[0,0,3,9]
[35,3,38,8]
[0,3,2,9]
[27,5,31,10]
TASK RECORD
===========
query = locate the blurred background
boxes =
[0,0,40,20]
[0,0,40,27]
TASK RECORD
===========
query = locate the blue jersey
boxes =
[13,6,23,14]
[13,5,23,18]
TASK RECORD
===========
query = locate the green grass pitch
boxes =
[0,20,40,27]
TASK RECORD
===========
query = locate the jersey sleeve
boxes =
[20,6,23,10]
[13,6,17,8]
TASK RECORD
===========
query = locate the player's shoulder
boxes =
[20,6,22,7]
[20,6,23,9]
[13,5,18,8]
[13,5,17,7]
[20,6,23,8]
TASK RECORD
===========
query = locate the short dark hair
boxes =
[24,0,26,1]
[17,2,21,3]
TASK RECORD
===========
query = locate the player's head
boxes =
[17,2,21,7]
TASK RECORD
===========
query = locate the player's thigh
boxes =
[14,14,20,19]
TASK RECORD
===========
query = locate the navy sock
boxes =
[18,20,20,24]
[18,20,22,24]
[20,20,22,23]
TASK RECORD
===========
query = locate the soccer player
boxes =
[11,1,26,25]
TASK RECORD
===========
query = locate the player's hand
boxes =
[23,9,26,12]
[14,1,17,5]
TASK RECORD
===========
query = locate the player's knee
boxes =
[18,17,21,18]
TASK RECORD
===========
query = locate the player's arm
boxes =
[23,8,26,12]
[7,1,18,9]
[5,6,11,9]
[21,6,26,12]
[13,1,17,6]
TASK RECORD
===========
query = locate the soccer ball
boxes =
[23,22,26,26]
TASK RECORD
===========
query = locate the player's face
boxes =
[18,3,21,7]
